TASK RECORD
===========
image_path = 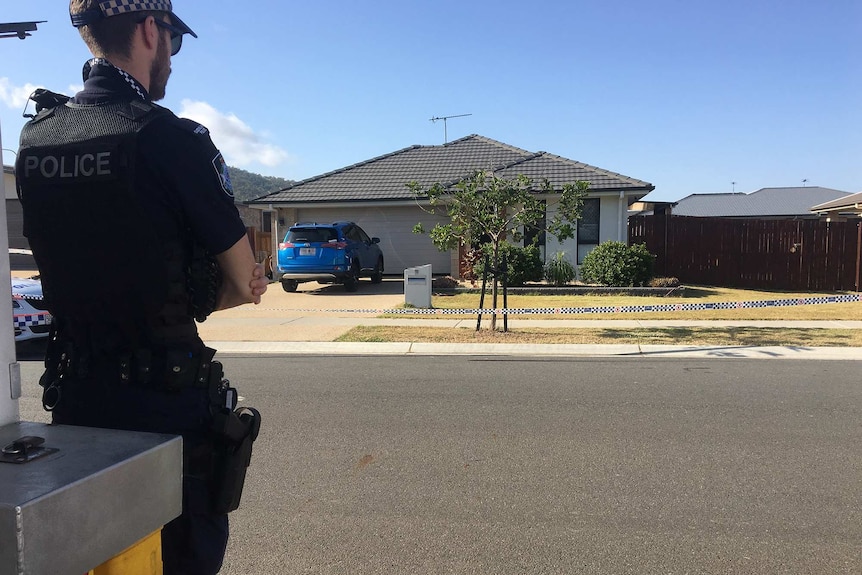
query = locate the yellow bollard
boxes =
[88,529,163,575]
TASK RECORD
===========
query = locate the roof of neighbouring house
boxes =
[810,191,862,214]
[671,186,851,217]
[249,134,654,205]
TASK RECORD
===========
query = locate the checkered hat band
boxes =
[100,0,173,16]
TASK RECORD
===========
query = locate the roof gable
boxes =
[250,135,653,204]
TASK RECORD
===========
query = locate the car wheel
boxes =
[344,263,360,292]
[370,258,383,284]
[281,279,298,292]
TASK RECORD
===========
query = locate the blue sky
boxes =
[2,0,860,202]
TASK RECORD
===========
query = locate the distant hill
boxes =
[229,166,294,203]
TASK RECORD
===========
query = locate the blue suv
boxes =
[277,221,384,292]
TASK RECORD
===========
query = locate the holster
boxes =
[210,405,261,514]
[206,359,261,513]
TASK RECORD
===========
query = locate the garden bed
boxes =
[431,282,686,298]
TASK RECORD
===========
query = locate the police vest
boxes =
[17,98,199,348]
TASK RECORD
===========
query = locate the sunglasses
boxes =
[140,17,184,56]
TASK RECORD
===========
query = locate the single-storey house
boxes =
[810,191,862,219]
[248,135,654,277]
[663,186,850,220]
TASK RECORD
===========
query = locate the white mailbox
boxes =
[404,264,432,308]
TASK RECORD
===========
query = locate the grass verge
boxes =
[336,326,862,347]
[394,286,862,321]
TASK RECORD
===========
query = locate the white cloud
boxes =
[0,78,41,109]
[178,99,290,169]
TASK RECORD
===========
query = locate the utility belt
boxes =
[41,341,263,515]
[40,343,217,410]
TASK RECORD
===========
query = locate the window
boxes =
[286,227,337,243]
[354,225,372,244]
[577,198,600,263]
[345,225,363,243]
[262,211,272,233]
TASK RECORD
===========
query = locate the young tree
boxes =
[409,170,589,330]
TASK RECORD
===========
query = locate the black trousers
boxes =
[50,376,229,575]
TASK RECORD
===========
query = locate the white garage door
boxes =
[295,206,452,275]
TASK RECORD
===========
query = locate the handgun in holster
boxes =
[207,360,262,514]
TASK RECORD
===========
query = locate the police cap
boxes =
[70,0,197,39]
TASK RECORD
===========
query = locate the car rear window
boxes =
[286,227,339,244]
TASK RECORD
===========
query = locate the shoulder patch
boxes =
[212,153,234,197]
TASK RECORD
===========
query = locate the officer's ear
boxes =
[137,15,161,53]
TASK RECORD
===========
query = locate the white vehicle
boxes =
[9,249,51,343]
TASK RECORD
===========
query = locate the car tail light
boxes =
[279,242,295,249]
[331,242,348,249]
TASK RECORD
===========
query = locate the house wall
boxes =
[265,191,640,279]
[544,194,628,268]
[235,204,264,229]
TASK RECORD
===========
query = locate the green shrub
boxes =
[473,242,543,286]
[579,241,655,287]
[544,252,577,286]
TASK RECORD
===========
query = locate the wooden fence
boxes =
[628,215,861,292]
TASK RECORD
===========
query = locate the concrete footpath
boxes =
[197,282,862,359]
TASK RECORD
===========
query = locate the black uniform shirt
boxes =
[72,59,246,257]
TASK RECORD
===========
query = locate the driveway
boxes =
[197,277,406,343]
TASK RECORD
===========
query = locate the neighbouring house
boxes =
[810,191,862,219]
[248,135,654,278]
[629,185,861,291]
[235,203,275,264]
[664,186,851,220]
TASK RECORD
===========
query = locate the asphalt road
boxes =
[16,356,862,574]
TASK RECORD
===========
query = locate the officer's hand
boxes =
[250,263,268,304]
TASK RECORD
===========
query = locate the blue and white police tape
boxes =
[266,294,862,315]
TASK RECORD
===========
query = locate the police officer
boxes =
[15,1,268,573]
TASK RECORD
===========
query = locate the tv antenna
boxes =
[429,113,472,144]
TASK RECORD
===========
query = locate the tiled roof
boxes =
[495,152,652,191]
[250,135,654,204]
[672,187,850,217]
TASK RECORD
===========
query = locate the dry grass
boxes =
[416,286,862,321]
[345,285,862,345]
[337,326,862,347]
